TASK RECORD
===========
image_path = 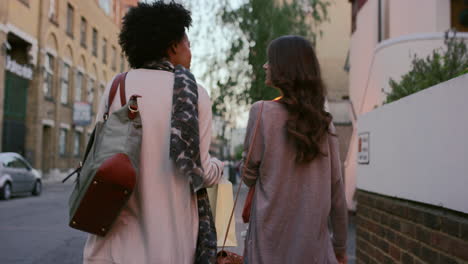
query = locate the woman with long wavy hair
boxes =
[242,35,348,264]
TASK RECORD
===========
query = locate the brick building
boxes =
[0,0,138,177]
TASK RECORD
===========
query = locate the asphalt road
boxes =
[0,182,87,264]
[0,181,355,264]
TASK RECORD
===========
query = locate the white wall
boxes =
[348,0,379,117]
[388,0,451,38]
[346,0,379,210]
[357,74,468,214]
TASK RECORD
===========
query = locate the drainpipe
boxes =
[33,0,45,169]
[378,0,382,42]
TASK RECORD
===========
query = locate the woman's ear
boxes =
[168,42,178,56]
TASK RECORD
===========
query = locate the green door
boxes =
[2,71,29,154]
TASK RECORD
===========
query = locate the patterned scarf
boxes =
[142,61,217,264]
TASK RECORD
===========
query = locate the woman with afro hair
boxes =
[83,1,224,263]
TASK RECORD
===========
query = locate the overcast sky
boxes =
[138,0,250,128]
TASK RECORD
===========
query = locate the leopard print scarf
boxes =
[142,61,217,264]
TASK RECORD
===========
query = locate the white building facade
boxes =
[345,0,468,210]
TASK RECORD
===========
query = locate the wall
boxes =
[315,0,351,100]
[388,0,451,38]
[356,190,468,263]
[348,0,378,119]
[345,0,379,210]
[357,74,468,214]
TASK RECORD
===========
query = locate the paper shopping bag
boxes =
[207,181,238,247]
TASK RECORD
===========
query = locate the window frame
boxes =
[87,77,95,105]
[59,128,68,156]
[75,70,84,102]
[61,63,70,105]
[102,38,108,64]
[43,53,55,99]
[120,53,125,72]
[111,46,117,71]
[66,3,75,38]
[48,0,59,24]
[80,17,87,48]
[73,131,81,157]
[92,28,98,57]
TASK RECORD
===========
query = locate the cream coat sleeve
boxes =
[197,85,224,187]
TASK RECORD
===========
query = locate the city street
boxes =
[0,182,87,264]
[1,181,355,264]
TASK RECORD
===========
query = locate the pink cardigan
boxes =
[242,101,348,264]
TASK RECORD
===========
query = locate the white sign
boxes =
[358,132,370,164]
[73,102,92,126]
[5,55,33,80]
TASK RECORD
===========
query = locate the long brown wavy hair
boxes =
[267,35,333,163]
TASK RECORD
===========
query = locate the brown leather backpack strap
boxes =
[105,73,123,119]
[119,72,128,106]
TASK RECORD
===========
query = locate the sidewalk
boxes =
[226,182,356,263]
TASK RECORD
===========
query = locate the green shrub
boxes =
[385,36,468,104]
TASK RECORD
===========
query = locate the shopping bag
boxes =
[207,180,237,247]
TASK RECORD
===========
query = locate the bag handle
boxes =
[104,72,128,119]
[220,101,264,252]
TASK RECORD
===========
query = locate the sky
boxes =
[138,0,250,128]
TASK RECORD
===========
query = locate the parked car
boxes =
[0,152,42,200]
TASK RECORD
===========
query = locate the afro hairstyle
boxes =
[119,1,192,69]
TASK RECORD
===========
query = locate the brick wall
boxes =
[356,190,468,264]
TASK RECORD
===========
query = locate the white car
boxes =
[0,152,42,200]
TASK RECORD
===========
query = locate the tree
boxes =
[202,0,330,127]
[385,34,468,104]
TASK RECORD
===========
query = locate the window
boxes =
[13,157,29,170]
[120,53,125,72]
[66,3,74,37]
[111,46,117,70]
[73,131,81,156]
[102,38,107,64]
[80,17,87,48]
[92,28,98,57]
[7,157,30,170]
[75,71,83,102]
[99,0,112,16]
[43,53,54,98]
[2,155,29,170]
[99,84,105,104]
[61,63,70,104]
[48,0,59,23]
[451,0,468,32]
[87,78,94,104]
[59,129,68,155]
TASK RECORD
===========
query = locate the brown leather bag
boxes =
[242,186,255,223]
[65,73,142,236]
[217,102,264,264]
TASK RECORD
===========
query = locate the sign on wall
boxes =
[5,56,33,80]
[73,102,92,126]
[358,132,370,164]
